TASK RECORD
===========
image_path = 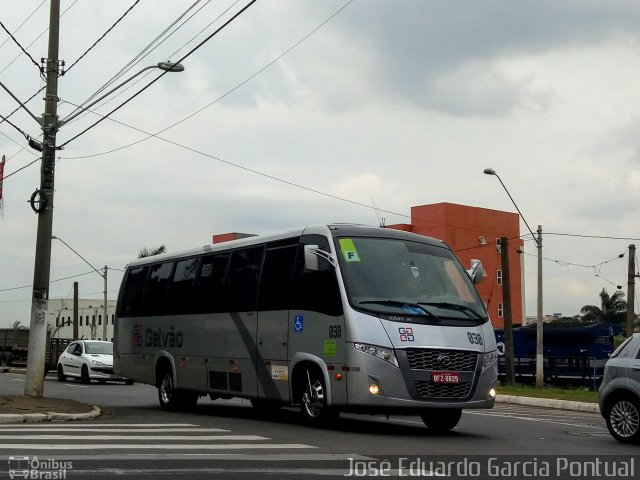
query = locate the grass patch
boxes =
[496,384,598,403]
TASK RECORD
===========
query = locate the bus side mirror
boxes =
[467,259,485,284]
[304,245,338,271]
[304,245,320,271]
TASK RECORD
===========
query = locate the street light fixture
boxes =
[60,61,185,125]
[484,168,544,388]
[51,236,109,341]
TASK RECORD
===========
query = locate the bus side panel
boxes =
[200,312,259,398]
[256,309,290,401]
[288,310,348,406]
[113,316,155,386]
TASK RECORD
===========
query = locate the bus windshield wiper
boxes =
[358,300,435,317]
[418,302,484,320]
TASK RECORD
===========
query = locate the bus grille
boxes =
[414,380,472,398]
[405,349,478,371]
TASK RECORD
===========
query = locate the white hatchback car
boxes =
[56,340,133,385]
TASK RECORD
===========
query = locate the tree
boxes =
[11,321,24,330]
[580,288,627,324]
[138,245,166,258]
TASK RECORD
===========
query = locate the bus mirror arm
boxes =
[467,259,485,284]
[304,245,338,271]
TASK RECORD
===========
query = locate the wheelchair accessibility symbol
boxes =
[294,315,304,332]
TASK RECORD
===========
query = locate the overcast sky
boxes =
[2,0,640,328]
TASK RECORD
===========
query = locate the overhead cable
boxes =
[64,0,142,75]
[59,0,259,148]
[0,0,47,51]
[0,18,43,74]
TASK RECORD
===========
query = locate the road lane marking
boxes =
[1,443,316,450]
[0,435,268,441]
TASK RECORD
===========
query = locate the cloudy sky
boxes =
[1,0,640,328]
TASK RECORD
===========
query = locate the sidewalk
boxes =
[0,394,101,424]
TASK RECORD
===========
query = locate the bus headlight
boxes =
[482,350,499,370]
[353,343,398,367]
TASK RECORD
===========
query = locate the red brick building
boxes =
[387,202,524,328]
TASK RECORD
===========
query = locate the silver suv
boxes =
[598,333,640,443]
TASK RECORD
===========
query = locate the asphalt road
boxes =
[0,372,638,479]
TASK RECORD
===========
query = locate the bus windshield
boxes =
[335,236,488,324]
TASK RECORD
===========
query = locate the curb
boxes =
[496,394,600,414]
[0,406,101,424]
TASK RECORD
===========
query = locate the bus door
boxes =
[256,242,298,401]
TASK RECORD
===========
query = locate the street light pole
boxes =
[484,168,545,388]
[51,236,108,339]
[25,0,60,398]
[59,62,184,126]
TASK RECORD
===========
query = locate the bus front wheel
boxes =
[300,370,337,426]
[158,369,197,411]
[421,408,462,432]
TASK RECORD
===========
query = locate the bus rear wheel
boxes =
[158,369,198,411]
[300,370,337,426]
[421,408,462,432]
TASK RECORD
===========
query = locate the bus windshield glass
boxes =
[335,236,488,324]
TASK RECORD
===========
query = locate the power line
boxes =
[1,156,41,180]
[0,0,80,75]
[64,0,142,75]
[0,0,47,51]
[545,232,640,241]
[59,0,259,148]
[0,270,95,293]
[0,110,37,143]
[65,0,205,120]
[0,17,43,74]
[60,0,354,157]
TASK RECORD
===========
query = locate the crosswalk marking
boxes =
[0,423,316,454]
[0,434,268,441]
[4,443,315,450]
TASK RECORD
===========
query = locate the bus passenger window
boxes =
[142,262,174,315]
[194,253,229,313]
[226,247,264,313]
[118,266,148,316]
[258,245,297,311]
[167,257,198,315]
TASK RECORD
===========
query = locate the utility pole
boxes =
[24,0,60,397]
[500,237,515,385]
[627,244,636,337]
[535,225,544,388]
[73,282,78,339]
[102,266,108,340]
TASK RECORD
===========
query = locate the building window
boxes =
[55,317,59,327]
[98,315,102,326]
[497,270,503,285]
[498,302,504,317]
[496,238,501,253]
[111,314,114,325]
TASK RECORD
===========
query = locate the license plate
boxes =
[432,371,460,383]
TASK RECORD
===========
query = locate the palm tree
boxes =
[580,288,627,324]
[138,245,167,258]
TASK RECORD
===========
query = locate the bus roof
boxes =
[125,224,445,268]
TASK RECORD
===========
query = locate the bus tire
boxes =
[420,408,462,432]
[158,369,198,411]
[300,369,337,426]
